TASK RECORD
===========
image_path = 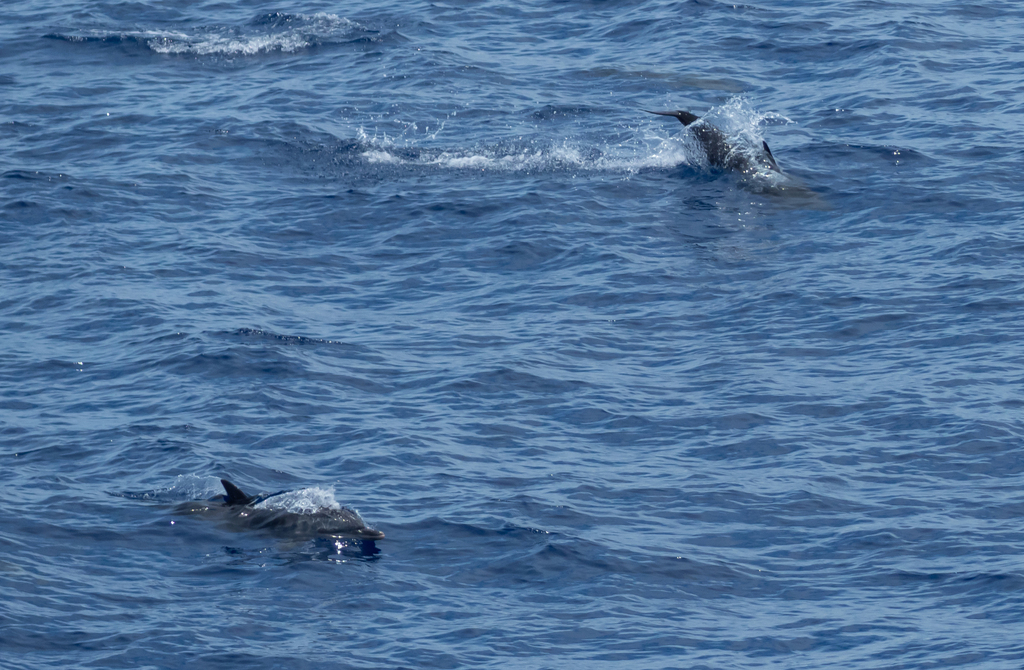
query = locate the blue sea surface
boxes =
[3,0,1024,668]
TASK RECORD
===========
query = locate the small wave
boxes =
[45,13,368,56]
[116,474,221,501]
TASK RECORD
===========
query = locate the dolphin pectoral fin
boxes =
[221,479,255,506]
[762,140,781,172]
[644,109,701,126]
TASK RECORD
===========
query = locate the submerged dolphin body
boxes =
[645,109,781,174]
[199,478,385,541]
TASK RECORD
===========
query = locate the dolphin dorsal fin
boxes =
[762,140,781,172]
[645,109,700,126]
[221,479,254,506]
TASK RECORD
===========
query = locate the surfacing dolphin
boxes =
[196,478,385,541]
[645,109,781,174]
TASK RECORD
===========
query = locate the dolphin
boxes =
[645,109,781,174]
[189,478,385,541]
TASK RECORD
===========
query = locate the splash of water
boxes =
[253,487,342,513]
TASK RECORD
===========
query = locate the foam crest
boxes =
[47,13,362,56]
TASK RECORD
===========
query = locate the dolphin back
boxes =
[236,505,385,540]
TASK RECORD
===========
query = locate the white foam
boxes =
[357,134,693,175]
[147,31,314,56]
[362,150,402,165]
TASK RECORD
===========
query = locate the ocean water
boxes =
[2,0,1024,668]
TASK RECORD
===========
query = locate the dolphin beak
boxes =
[358,528,385,540]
